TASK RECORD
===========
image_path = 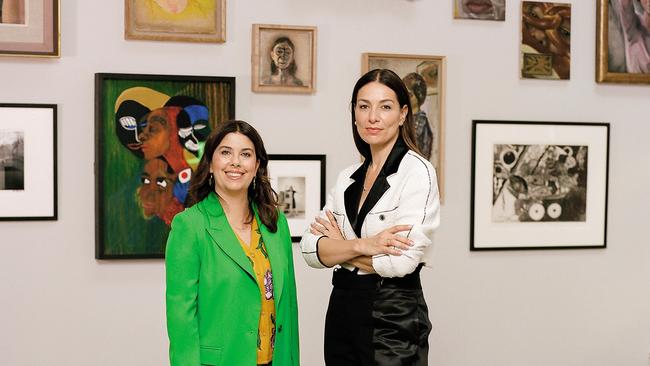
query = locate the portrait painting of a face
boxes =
[362,53,446,200]
[252,24,317,93]
[520,2,571,80]
[454,0,505,21]
[597,0,650,83]
[95,73,235,259]
[125,0,226,42]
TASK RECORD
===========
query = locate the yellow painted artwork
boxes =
[134,0,216,33]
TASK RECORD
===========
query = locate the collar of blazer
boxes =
[345,137,409,238]
[200,192,286,302]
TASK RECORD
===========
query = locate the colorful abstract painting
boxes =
[95,73,235,258]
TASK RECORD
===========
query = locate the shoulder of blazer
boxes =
[399,150,436,178]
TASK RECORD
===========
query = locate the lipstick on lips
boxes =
[464,0,494,14]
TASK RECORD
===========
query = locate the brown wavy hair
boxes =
[187,120,279,232]
[350,69,422,160]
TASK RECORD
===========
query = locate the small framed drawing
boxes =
[0,0,60,57]
[267,154,325,242]
[95,73,235,259]
[362,53,446,201]
[521,2,571,80]
[596,0,650,83]
[471,121,609,250]
[124,0,226,43]
[252,24,317,93]
[0,104,57,220]
[453,0,506,21]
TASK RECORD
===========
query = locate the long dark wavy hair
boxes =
[350,69,422,161]
[187,120,279,232]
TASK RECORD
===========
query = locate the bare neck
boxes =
[216,189,251,225]
[368,136,398,172]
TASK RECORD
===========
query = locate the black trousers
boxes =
[324,266,432,366]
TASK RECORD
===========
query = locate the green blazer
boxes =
[166,193,300,366]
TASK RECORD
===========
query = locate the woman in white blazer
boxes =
[300,69,441,365]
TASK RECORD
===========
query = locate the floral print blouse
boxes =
[237,218,276,365]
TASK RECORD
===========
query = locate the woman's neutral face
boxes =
[210,132,259,196]
[271,41,294,70]
[354,81,408,149]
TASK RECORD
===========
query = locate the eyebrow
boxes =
[357,98,396,104]
[218,146,254,151]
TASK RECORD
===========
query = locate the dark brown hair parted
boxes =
[187,120,279,232]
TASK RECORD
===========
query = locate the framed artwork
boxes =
[0,0,60,57]
[251,24,317,94]
[470,120,609,250]
[362,53,446,201]
[454,0,506,21]
[95,73,235,259]
[0,104,56,220]
[125,0,226,43]
[521,2,571,80]
[267,154,325,242]
[597,0,650,83]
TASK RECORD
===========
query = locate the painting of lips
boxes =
[95,73,235,259]
[454,0,505,21]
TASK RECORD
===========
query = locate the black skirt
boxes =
[324,265,432,366]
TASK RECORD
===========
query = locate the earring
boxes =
[252,177,257,190]
[209,173,214,187]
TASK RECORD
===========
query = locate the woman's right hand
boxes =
[355,225,413,257]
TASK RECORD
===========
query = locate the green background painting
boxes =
[95,73,235,258]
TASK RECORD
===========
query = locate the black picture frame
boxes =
[95,73,235,259]
[470,120,609,250]
[268,154,326,242]
[0,103,57,221]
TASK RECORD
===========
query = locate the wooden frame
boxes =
[361,52,446,201]
[252,24,317,94]
[95,73,235,259]
[0,103,57,220]
[0,0,60,57]
[470,120,609,250]
[596,0,650,83]
[124,0,226,43]
[267,154,325,242]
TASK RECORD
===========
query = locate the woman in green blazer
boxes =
[166,120,299,366]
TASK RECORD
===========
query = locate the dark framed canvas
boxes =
[267,154,325,242]
[471,121,609,250]
[597,0,650,83]
[125,0,226,43]
[0,0,60,57]
[0,103,56,220]
[95,73,235,259]
[362,52,446,201]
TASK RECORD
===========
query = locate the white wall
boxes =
[0,1,648,365]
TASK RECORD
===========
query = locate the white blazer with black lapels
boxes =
[300,138,441,278]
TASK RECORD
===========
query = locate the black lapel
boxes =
[350,138,409,238]
[344,161,368,236]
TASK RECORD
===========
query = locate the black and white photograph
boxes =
[278,176,306,219]
[471,121,609,250]
[0,104,57,220]
[0,130,24,190]
[267,154,325,241]
[492,143,587,223]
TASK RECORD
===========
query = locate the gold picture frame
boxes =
[361,53,446,201]
[0,0,60,57]
[597,0,650,83]
[251,24,317,94]
[125,0,226,43]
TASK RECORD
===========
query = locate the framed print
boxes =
[252,24,317,94]
[597,0,650,83]
[267,154,325,242]
[454,0,505,21]
[521,2,571,80]
[0,0,60,57]
[95,73,235,259]
[0,104,56,220]
[125,0,226,43]
[362,53,446,200]
[470,121,609,250]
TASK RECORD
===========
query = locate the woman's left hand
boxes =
[310,210,344,240]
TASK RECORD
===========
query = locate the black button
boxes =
[379,214,385,221]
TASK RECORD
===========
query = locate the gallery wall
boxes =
[0,0,649,365]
